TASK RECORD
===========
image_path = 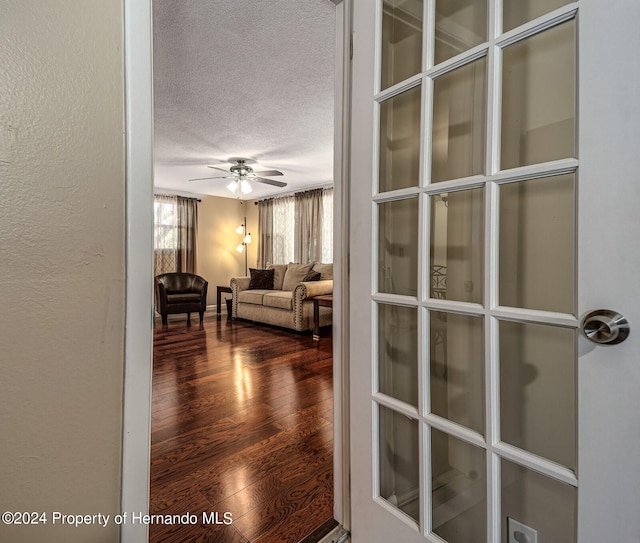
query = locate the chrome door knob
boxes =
[581,310,630,345]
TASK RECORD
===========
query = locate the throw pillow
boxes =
[304,270,321,282]
[312,262,333,280]
[248,268,275,290]
[282,262,314,291]
[266,263,288,290]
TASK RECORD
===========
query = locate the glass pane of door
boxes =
[503,0,573,32]
[499,320,576,470]
[430,311,484,433]
[381,0,423,90]
[378,303,419,407]
[378,198,419,296]
[379,85,422,192]
[501,459,577,542]
[435,0,488,65]
[498,174,575,314]
[501,20,576,170]
[432,428,487,543]
[379,405,420,522]
[430,188,484,304]
[431,58,487,183]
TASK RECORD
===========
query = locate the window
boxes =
[154,199,177,250]
[153,194,199,275]
[154,195,178,275]
[258,188,333,266]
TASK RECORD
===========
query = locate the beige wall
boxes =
[0,2,125,542]
[197,197,259,307]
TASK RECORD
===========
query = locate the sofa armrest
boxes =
[292,280,333,331]
[230,276,251,293]
[230,276,250,318]
[293,279,333,301]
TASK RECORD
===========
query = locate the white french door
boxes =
[348,0,640,541]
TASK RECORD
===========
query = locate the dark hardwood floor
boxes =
[149,314,334,543]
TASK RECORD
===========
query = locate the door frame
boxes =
[120,1,353,541]
[121,1,154,542]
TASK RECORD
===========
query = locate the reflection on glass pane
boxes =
[379,304,419,406]
[499,320,576,470]
[504,0,572,32]
[381,0,423,90]
[379,198,418,296]
[430,188,483,303]
[432,428,486,543]
[501,21,575,170]
[499,175,575,314]
[432,58,487,183]
[430,312,484,433]
[379,86,421,192]
[502,459,577,542]
[379,405,420,522]
[435,0,487,65]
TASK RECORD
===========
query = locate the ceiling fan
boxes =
[189,157,287,196]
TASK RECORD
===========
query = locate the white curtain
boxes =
[154,195,178,275]
[272,195,296,264]
[321,189,333,263]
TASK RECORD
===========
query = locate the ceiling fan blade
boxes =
[207,166,233,173]
[189,175,235,182]
[254,177,287,187]
[253,169,283,177]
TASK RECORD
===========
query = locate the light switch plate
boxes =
[508,517,538,543]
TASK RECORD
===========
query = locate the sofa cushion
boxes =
[263,291,294,310]
[238,289,271,305]
[167,293,202,304]
[267,263,288,290]
[282,262,314,291]
[312,262,333,280]
[249,268,274,290]
[304,270,321,282]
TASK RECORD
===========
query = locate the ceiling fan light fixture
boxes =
[240,179,253,195]
[226,180,239,194]
[189,159,286,196]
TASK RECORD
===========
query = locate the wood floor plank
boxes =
[191,423,333,505]
[231,462,333,542]
[150,316,334,543]
[213,447,333,520]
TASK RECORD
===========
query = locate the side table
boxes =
[216,285,232,315]
[313,294,333,340]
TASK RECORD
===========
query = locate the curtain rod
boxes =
[154,193,201,202]
[254,184,333,204]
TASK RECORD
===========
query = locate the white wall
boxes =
[0,2,126,542]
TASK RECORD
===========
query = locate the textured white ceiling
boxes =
[152,0,337,200]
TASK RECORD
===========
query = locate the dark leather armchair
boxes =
[155,273,208,324]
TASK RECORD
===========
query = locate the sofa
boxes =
[230,262,333,332]
[155,272,208,324]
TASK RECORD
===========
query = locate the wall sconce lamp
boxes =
[235,216,252,275]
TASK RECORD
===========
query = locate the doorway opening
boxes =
[132,2,346,540]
